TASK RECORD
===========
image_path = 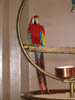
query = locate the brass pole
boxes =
[70,82,74,98]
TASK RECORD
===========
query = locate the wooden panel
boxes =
[0,0,3,100]
[9,0,21,100]
[0,0,29,100]
[2,0,10,100]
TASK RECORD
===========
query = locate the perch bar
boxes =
[24,45,75,54]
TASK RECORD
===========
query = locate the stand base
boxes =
[21,90,75,100]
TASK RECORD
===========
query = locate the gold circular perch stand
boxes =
[16,0,75,99]
[21,90,75,100]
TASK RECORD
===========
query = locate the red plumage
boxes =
[28,23,41,45]
[28,16,49,94]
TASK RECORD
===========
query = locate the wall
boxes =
[29,0,75,91]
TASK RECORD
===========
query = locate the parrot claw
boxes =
[45,85,50,94]
[39,83,44,94]
[39,83,50,94]
[46,89,50,94]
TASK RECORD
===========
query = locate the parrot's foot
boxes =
[45,85,50,94]
[46,89,50,94]
[39,84,44,94]
[39,84,50,94]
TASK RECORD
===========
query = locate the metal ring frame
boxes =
[16,0,74,82]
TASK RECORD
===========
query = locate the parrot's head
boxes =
[30,15,39,25]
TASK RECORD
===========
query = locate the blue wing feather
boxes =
[40,25,45,46]
[28,32,32,44]
[40,31,44,46]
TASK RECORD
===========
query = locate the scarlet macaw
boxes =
[28,15,49,94]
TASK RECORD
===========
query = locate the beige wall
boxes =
[0,0,75,100]
[29,0,75,91]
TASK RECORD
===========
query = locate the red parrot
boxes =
[28,15,49,94]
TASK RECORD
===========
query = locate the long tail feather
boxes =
[35,52,49,94]
[35,52,44,93]
[40,53,50,94]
